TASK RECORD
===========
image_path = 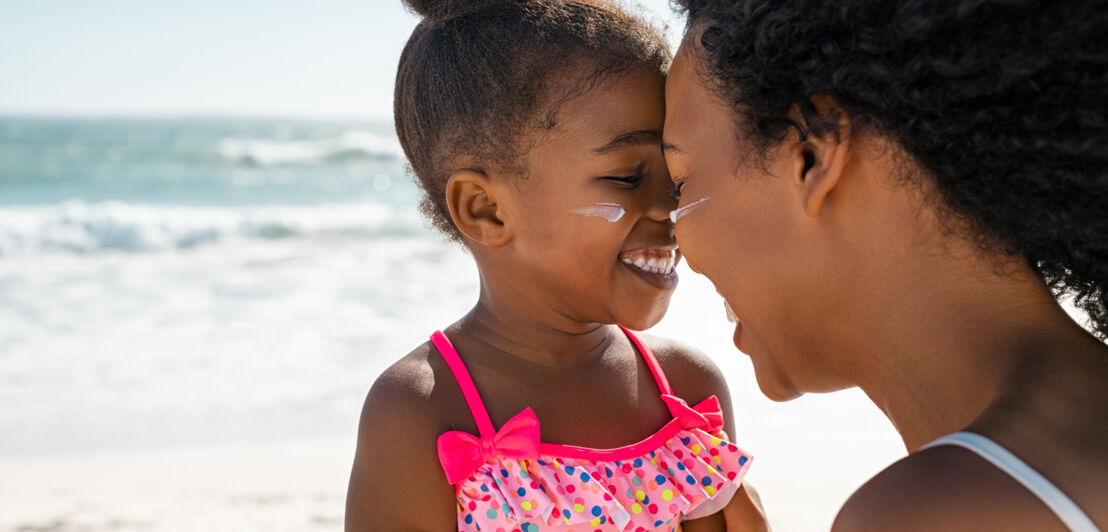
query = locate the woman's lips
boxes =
[734,320,743,351]
[724,299,739,323]
[724,299,744,350]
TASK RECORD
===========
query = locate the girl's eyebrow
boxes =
[592,129,662,155]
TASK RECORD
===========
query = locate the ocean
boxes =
[0,117,905,531]
[0,117,482,456]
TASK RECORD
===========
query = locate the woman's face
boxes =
[663,45,849,400]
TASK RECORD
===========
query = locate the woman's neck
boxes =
[850,256,1101,452]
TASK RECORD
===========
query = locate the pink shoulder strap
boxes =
[430,331,496,437]
[432,327,676,437]
[618,325,675,396]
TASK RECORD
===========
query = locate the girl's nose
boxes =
[645,174,679,224]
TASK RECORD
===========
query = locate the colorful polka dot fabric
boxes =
[431,326,754,531]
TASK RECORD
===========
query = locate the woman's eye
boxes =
[671,178,686,199]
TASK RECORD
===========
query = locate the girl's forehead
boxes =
[541,68,666,148]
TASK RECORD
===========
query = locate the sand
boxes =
[0,264,909,531]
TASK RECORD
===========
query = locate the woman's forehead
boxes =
[664,48,725,150]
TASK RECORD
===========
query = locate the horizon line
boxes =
[0,110,394,123]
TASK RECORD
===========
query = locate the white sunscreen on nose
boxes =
[570,202,626,222]
[669,196,711,223]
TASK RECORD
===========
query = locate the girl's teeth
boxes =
[620,251,678,275]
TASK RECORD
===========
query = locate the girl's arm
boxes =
[345,360,457,531]
[723,485,770,532]
[683,485,769,532]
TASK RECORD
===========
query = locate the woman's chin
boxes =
[744,346,804,402]
[753,373,804,402]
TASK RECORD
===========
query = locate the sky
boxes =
[0,0,685,120]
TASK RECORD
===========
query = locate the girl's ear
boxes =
[445,169,513,247]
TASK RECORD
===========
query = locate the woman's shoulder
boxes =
[832,444,1071,532]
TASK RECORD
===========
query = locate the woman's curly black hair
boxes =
[678,0,1108,338]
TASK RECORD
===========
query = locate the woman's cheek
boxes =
[675,214,717,276]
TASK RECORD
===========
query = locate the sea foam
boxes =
[217,131,403,166]
[0,200,423,255]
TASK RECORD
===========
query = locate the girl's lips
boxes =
[620,259,679,290]
[618,247,681,275]
[619,247,681,290]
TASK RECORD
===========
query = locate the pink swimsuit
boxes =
[432,326,753,531]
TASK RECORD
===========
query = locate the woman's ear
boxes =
[445,169,513,247]
[791,101,852,218]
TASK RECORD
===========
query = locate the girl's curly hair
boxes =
[395,0,669,242]
[679,0,1108,338]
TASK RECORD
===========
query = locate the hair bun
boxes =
[402,0,504,21]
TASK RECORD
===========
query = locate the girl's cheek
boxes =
[568,202,626,223]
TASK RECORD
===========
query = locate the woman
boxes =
[665,1,1108,530]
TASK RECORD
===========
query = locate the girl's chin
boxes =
[615,305,670,331]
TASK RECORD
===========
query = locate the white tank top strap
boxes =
[922,431,1100,532]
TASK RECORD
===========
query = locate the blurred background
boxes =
[0,2,908,531]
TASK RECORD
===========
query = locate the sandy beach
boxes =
[0,422,903,532]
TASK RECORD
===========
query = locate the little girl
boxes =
[346,1,753,530]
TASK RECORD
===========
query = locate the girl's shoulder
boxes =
[635,333,728,391]
[346,342,464,529]
[632,332,735,431]
[360,340,472,434]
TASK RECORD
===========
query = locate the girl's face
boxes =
[504,67,679,331]
[662,47,847,400]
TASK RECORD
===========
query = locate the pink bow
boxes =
[437,407,541,484]
[661,394,725,433]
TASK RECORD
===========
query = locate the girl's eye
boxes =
[604,173,645,187]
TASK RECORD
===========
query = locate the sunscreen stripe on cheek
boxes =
[669,196,711,223]
[570,202,625,222]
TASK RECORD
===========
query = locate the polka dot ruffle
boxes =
[455,428,752,531]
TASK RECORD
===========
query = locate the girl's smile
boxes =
[619,246,681,290]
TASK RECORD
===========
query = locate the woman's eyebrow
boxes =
[592,129,662,155]
[661,141,683,154]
